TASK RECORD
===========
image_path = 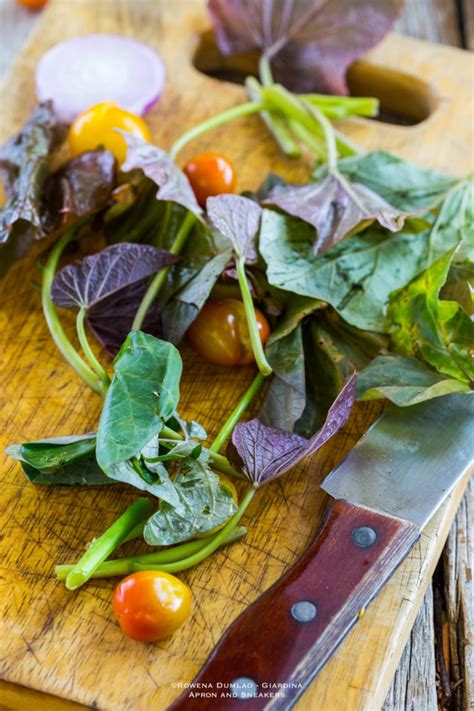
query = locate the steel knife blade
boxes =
[170,394,473,711]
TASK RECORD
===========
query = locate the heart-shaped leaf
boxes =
[120,133,202,216]
[208,0,402,94]
[51,242,176,310]
[96,332,182,472]
[265,173,406,254]
[207,194,262,261]
[143,457,238,545]
[229,373,356,485]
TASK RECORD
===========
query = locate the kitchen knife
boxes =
[170,394,473,710]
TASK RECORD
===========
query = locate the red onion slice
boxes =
[36,34,166,123]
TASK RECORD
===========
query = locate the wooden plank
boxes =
[443,479,474,710]
[460,0,474,49]
[0,0,40,79]
[396,0,462,46]
[382,585,437,711]
[0,2,472,709]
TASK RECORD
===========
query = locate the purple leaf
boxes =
[51,242,177,310]
[120,133,202,216]
[229,373,357,485]
[207,194,262,261]
[87,280,161,355]
[43,149,116,231]
[208,0,402,95]
[266,174,406,254]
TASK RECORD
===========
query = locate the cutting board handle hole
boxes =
[193,31,438,126]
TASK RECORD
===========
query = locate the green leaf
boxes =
[96,332,182,472]
[259,209,450,332]
[6,434,110,486]
[430,176,474,264]
[297,311,387,433]
[357,354,471,406]
[389,251,474,383]
[314,151,457,211]
[143,458,238,545]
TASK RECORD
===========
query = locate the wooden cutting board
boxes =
[0,2,472,709]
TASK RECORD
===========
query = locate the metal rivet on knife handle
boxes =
[230,677,258,699]
[351,526,377,548]
[291,600,317,622]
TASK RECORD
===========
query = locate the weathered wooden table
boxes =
[0,1,472,710]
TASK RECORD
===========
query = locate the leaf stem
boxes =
[132,211,196,331]
[259,55,274,86]
[56,525,247,581]
[42,226,108,397]
[134,486,257,574]
[64,498,153,590]
[245,77,301,158]
[159,425,245,480]
[303,100,338,172]
[210,372,266,453]
[236,257,272,376]
[76,308,110,385]
[169,101,264,160]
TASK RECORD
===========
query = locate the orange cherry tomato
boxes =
[16,0,47,9]
[187,298,270,367]
[183,152,237,207]
[68,101,151,165]
[113,571,192,642]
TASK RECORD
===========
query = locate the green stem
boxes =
[56,526,247,581]
[211,372,266,453]
[303,100,338,172]
[245,77,301,158]
[259,55,273,87]
[64,498,153,590]
[134,486,257,574]
[132,212,196,331]
[159,425,245,480]
[287,118,327,160]
[76,308,110,385]
[236,257,272,376]
[42,227,107,396]
[169,101,264,160]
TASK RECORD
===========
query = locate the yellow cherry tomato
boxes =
[68,101,151,165]
[196,473,239,538]
[113,570,192,642]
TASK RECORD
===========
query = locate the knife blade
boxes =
[170,394,473,710]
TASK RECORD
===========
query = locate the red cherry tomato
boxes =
[183,152,237,207]
[113,571,192,642]
[187,299,270,367]
[16,0,47,8]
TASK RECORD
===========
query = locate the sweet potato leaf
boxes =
[5,434,110,486]
[259,209,460,332]
[51,242,176,310]
[42,149,116,231]
[314,151,457,211]
[357,354,471,406]
[0,102,62,275]
[388,251,474,384]
[207,194,262,261]
[120,133,202,217]
[208,0,402,94]
[265,173,406,254]
[143,457,238,545]
[229,374,356,486]
[96,332,182,472]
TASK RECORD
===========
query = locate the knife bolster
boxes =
[169,500,420,711]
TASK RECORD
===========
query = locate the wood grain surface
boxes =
[0,2,473,710]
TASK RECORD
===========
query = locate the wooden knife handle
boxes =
[169,501,420,711]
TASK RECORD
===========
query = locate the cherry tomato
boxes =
[68,101,151,165]
[113,571,192,642]
[183,152,237,207]
[16,0,47,9]
[196,473,238,538]
[187,298,270,367]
